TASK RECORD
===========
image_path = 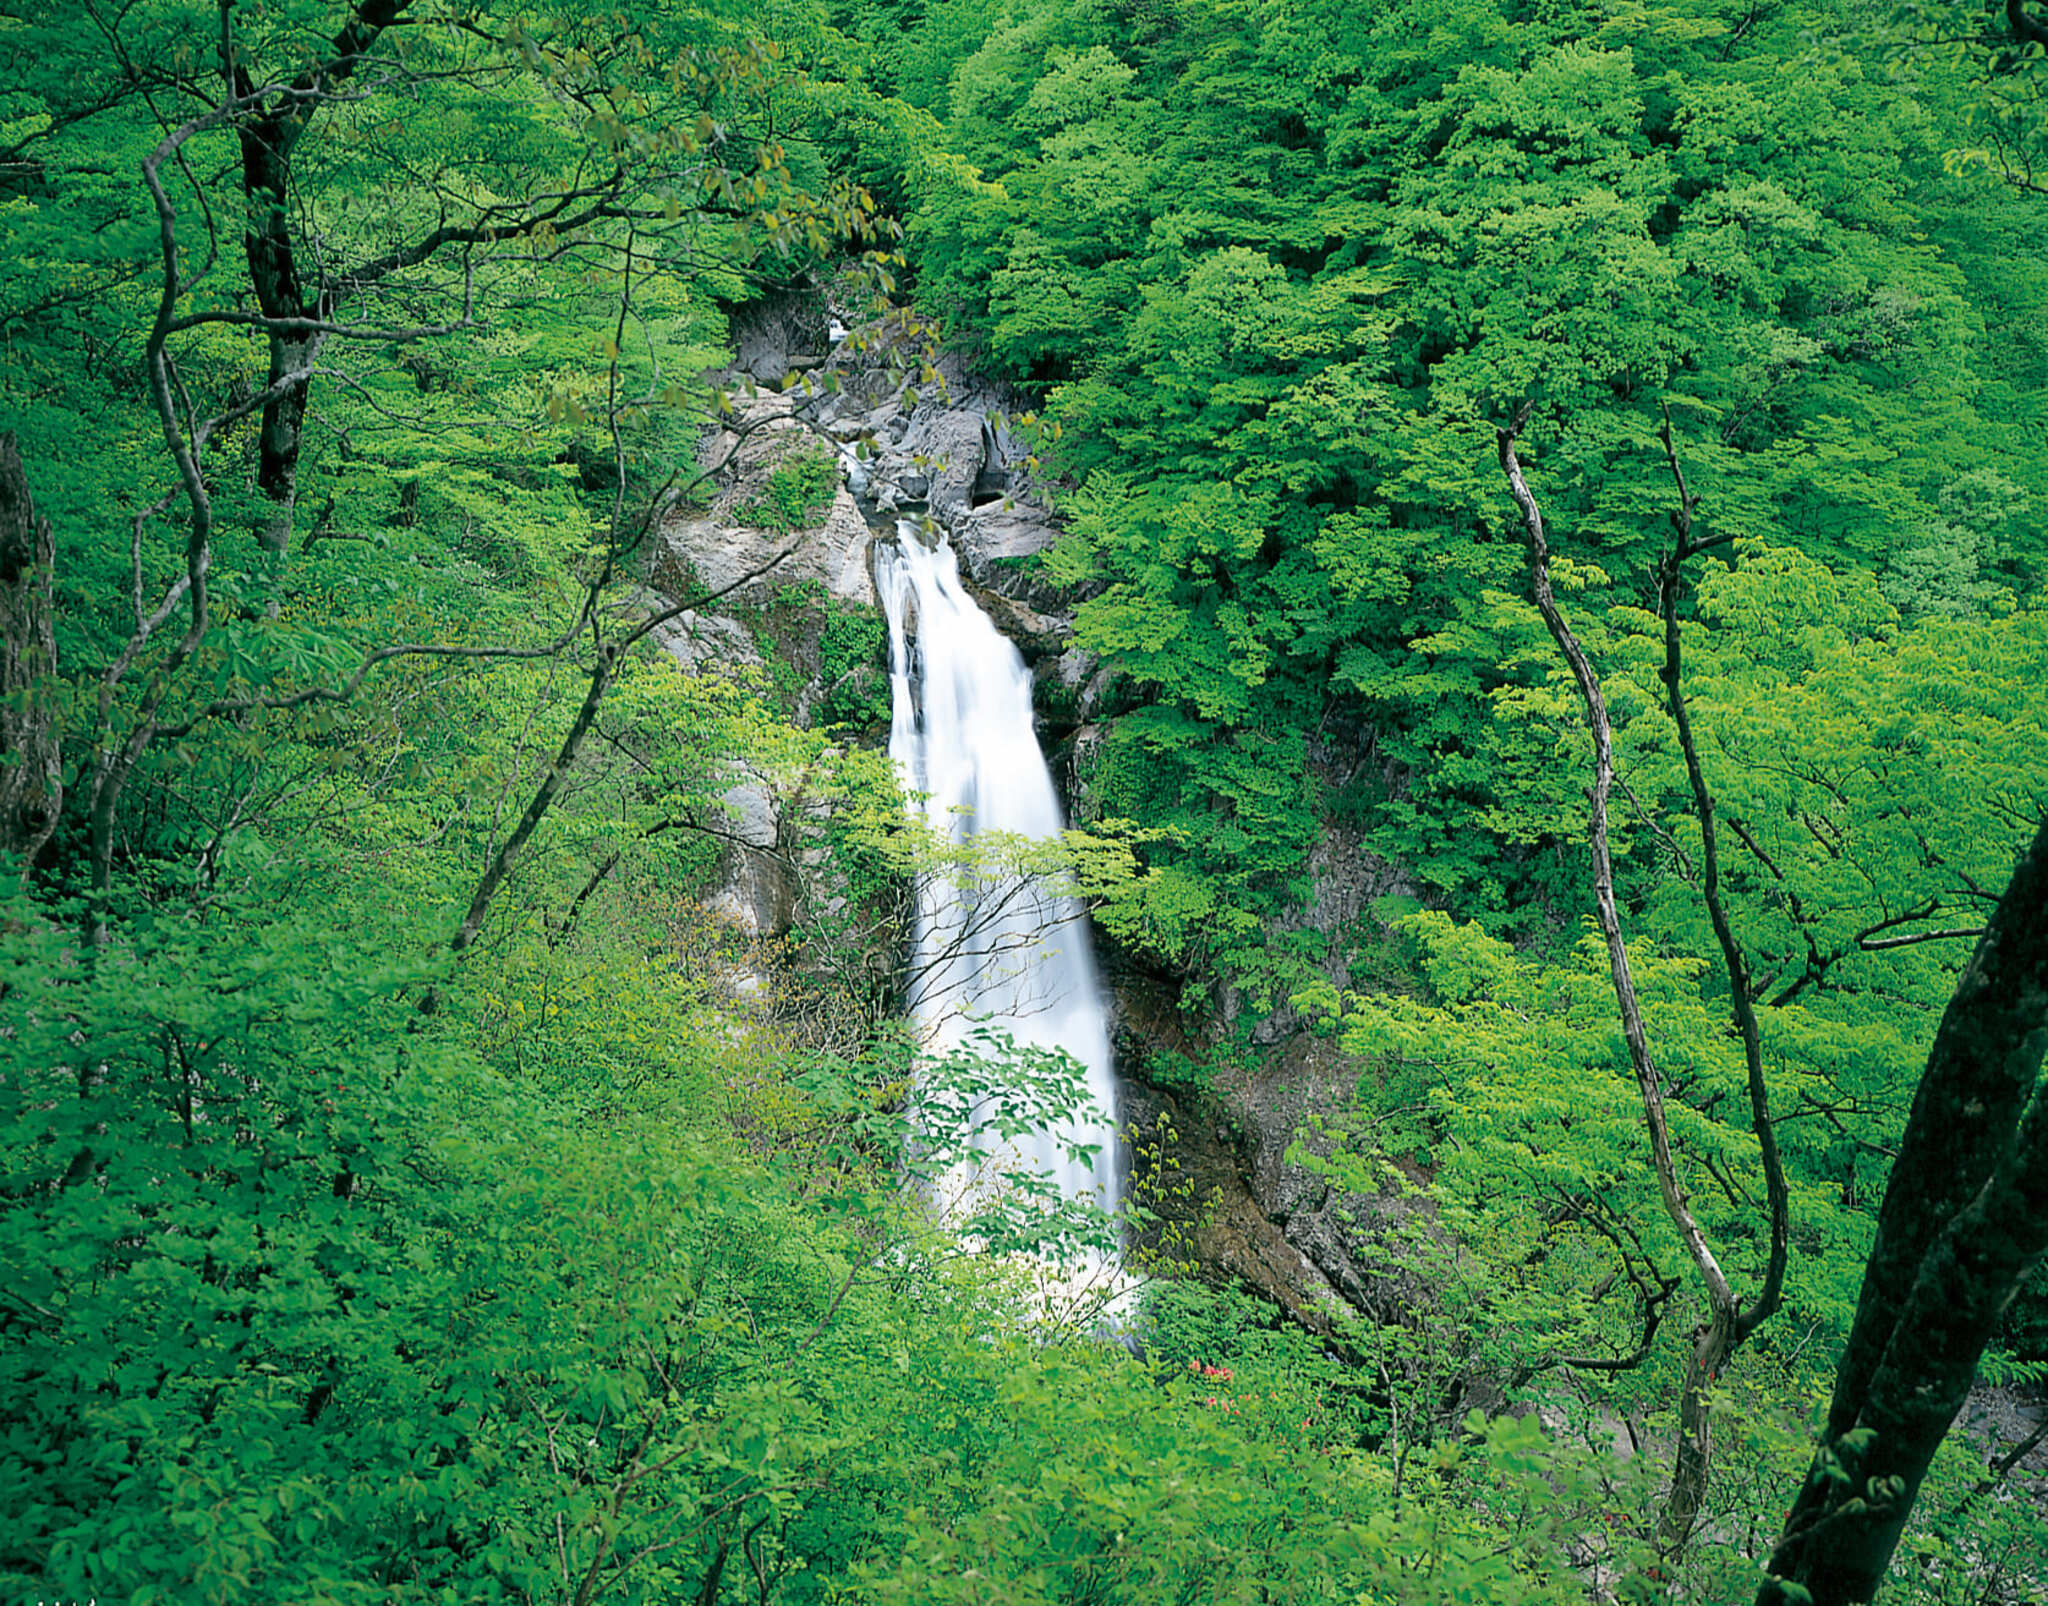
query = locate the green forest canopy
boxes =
[3,0,2047,1601]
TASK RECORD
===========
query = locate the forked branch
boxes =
[1497,408,1777,1554]
[1497,410,1730,1315]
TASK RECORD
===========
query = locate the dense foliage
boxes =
[862,0,2048,1589]
[5,0,2047,1600]
[864,0,2048,968]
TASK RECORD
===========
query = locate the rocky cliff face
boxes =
[652,307,1091,948]
[656,297,1415,1335]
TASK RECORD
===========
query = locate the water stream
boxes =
[874,528,1122,1277]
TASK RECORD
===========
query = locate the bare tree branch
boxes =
[1497,408,1744,1556]
[1654,405,1789,1350]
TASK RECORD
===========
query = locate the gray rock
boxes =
[659,512,775,603]
[894,408,985,518]
[956,500,1061,569]
[1116,1025,1357,1336]
[1063,722,1109,824]
[732,321,789,384]
[1056,648,1092,689]
[817,489,879,606]
[852,367,902,406]
[659,484,875,611]
[650,607,762,677]
[702,772,796,939]
[723,291,831,386]
[721,774,778,850]
[1078,663,1121,723]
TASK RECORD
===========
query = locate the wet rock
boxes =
[1217,1032,1438,1321]
[959,582,1066,663]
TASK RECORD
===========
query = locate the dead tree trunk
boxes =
[0,433,61,883]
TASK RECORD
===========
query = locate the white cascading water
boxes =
[875,526,1122,1282]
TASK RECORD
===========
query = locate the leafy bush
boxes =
[735,449,841,534]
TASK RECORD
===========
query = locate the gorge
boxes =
[11,1,2048,1598]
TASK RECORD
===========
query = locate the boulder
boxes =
[658,485,875,611]
[649,607,762,678]
[723,291,831,385]
[700,769,797,942]
[955,500,1062,569]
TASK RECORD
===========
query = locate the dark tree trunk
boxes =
[0,433,61,882]
[236,88,316,555]
[449,644,621,956]
[230,0,408,553]
[1760,818,2048,1603]
[1820,823,2048,1453]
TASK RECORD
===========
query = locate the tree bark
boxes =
[1759,817,2048,1604]
[1815,818,2048,1457]
[0,433,61,883]
[232,0,409,553]
[1667,1305,1736,1552]
[235,94,322,555]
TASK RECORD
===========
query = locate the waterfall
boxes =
[875,527,1122,1277]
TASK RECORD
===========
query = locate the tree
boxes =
[1754,830,2048,1603]
[0,434,59,880]
[1496,409,1789,1554]
[1,0,899,943]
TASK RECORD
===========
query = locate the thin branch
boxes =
[1859,926,1988,953]
[164,308,474,341]
[783,1259,863,1369]
[1616,766,1695,880]
[1979,1416,2048,1490]
[444,541,798,961]
[1725,816,1786,882]
[1655,403,1788,1346]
